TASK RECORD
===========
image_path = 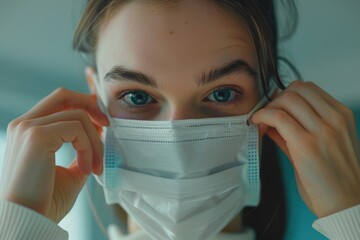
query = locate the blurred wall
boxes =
[276,0,360,109]
[275,1,359,239]
[0,1,359,240]
[0,0,88,129]
[0,0,359,129]
[0,1,90,240]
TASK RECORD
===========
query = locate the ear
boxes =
[85,67,105,137]
[85,67,97,94]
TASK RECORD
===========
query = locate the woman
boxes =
[0,0,359,239]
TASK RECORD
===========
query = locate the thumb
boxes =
[51,160,88,222]
[67,159,89,188]
[56,159,88,197]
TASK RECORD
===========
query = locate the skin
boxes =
[94,1,261,121]
[1,0,359,237]
[92,0,260,232]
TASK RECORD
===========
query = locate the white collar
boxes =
[108,225,255,240]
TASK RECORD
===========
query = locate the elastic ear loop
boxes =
[91,73,110,187]
[87,75,120,239]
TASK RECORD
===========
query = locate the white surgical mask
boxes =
[94,76,275,240]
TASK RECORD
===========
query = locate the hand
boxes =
[0,88,109,223]
[251,80,360,218]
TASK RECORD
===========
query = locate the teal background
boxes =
[279,108,360,240]
[275,1,360,238]
[0,0,359,239]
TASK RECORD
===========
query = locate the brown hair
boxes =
[74,1,291,239]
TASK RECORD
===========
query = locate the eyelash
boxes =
[117,90,156,110]
[204,86,243,105]
[117,86,243,110]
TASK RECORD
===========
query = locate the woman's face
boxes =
[95,0,261,121]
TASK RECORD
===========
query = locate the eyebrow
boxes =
[196,59,257,86]
[104,59,257,88]
[104,66,158,88]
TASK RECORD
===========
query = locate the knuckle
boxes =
[289,80,304,90]
[332,112,347,127]
[26,126,45,139]
[7,119,21,131]
[282,91,299,103]
[273,110,288,121]
[71,120,84,131]
[52,88,74,109]
[53,87,67,96]
[50,88,69,106]
[304,81,316,88]
[17,120,33,131]
[319,125,337,140]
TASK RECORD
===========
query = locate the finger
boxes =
[266,90,324,133]
[266,127,291,162]
[36,121,94,175]
[16,89,109,126]
[287,81,344,121]
[265,126,315,213]
[52,163,88,222]
[288,80,339,108]
[23,110,103,175]
[287,81,358,143]
[6,121,93,206]
[251,108,309,152]
[60,159,88,193]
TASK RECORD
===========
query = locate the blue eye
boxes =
[121,91,154,107]
[207,88,237,103]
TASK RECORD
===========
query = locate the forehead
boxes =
[96,0,254,78]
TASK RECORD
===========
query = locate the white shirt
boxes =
[108,224,255,240]
[1,200,360,240]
